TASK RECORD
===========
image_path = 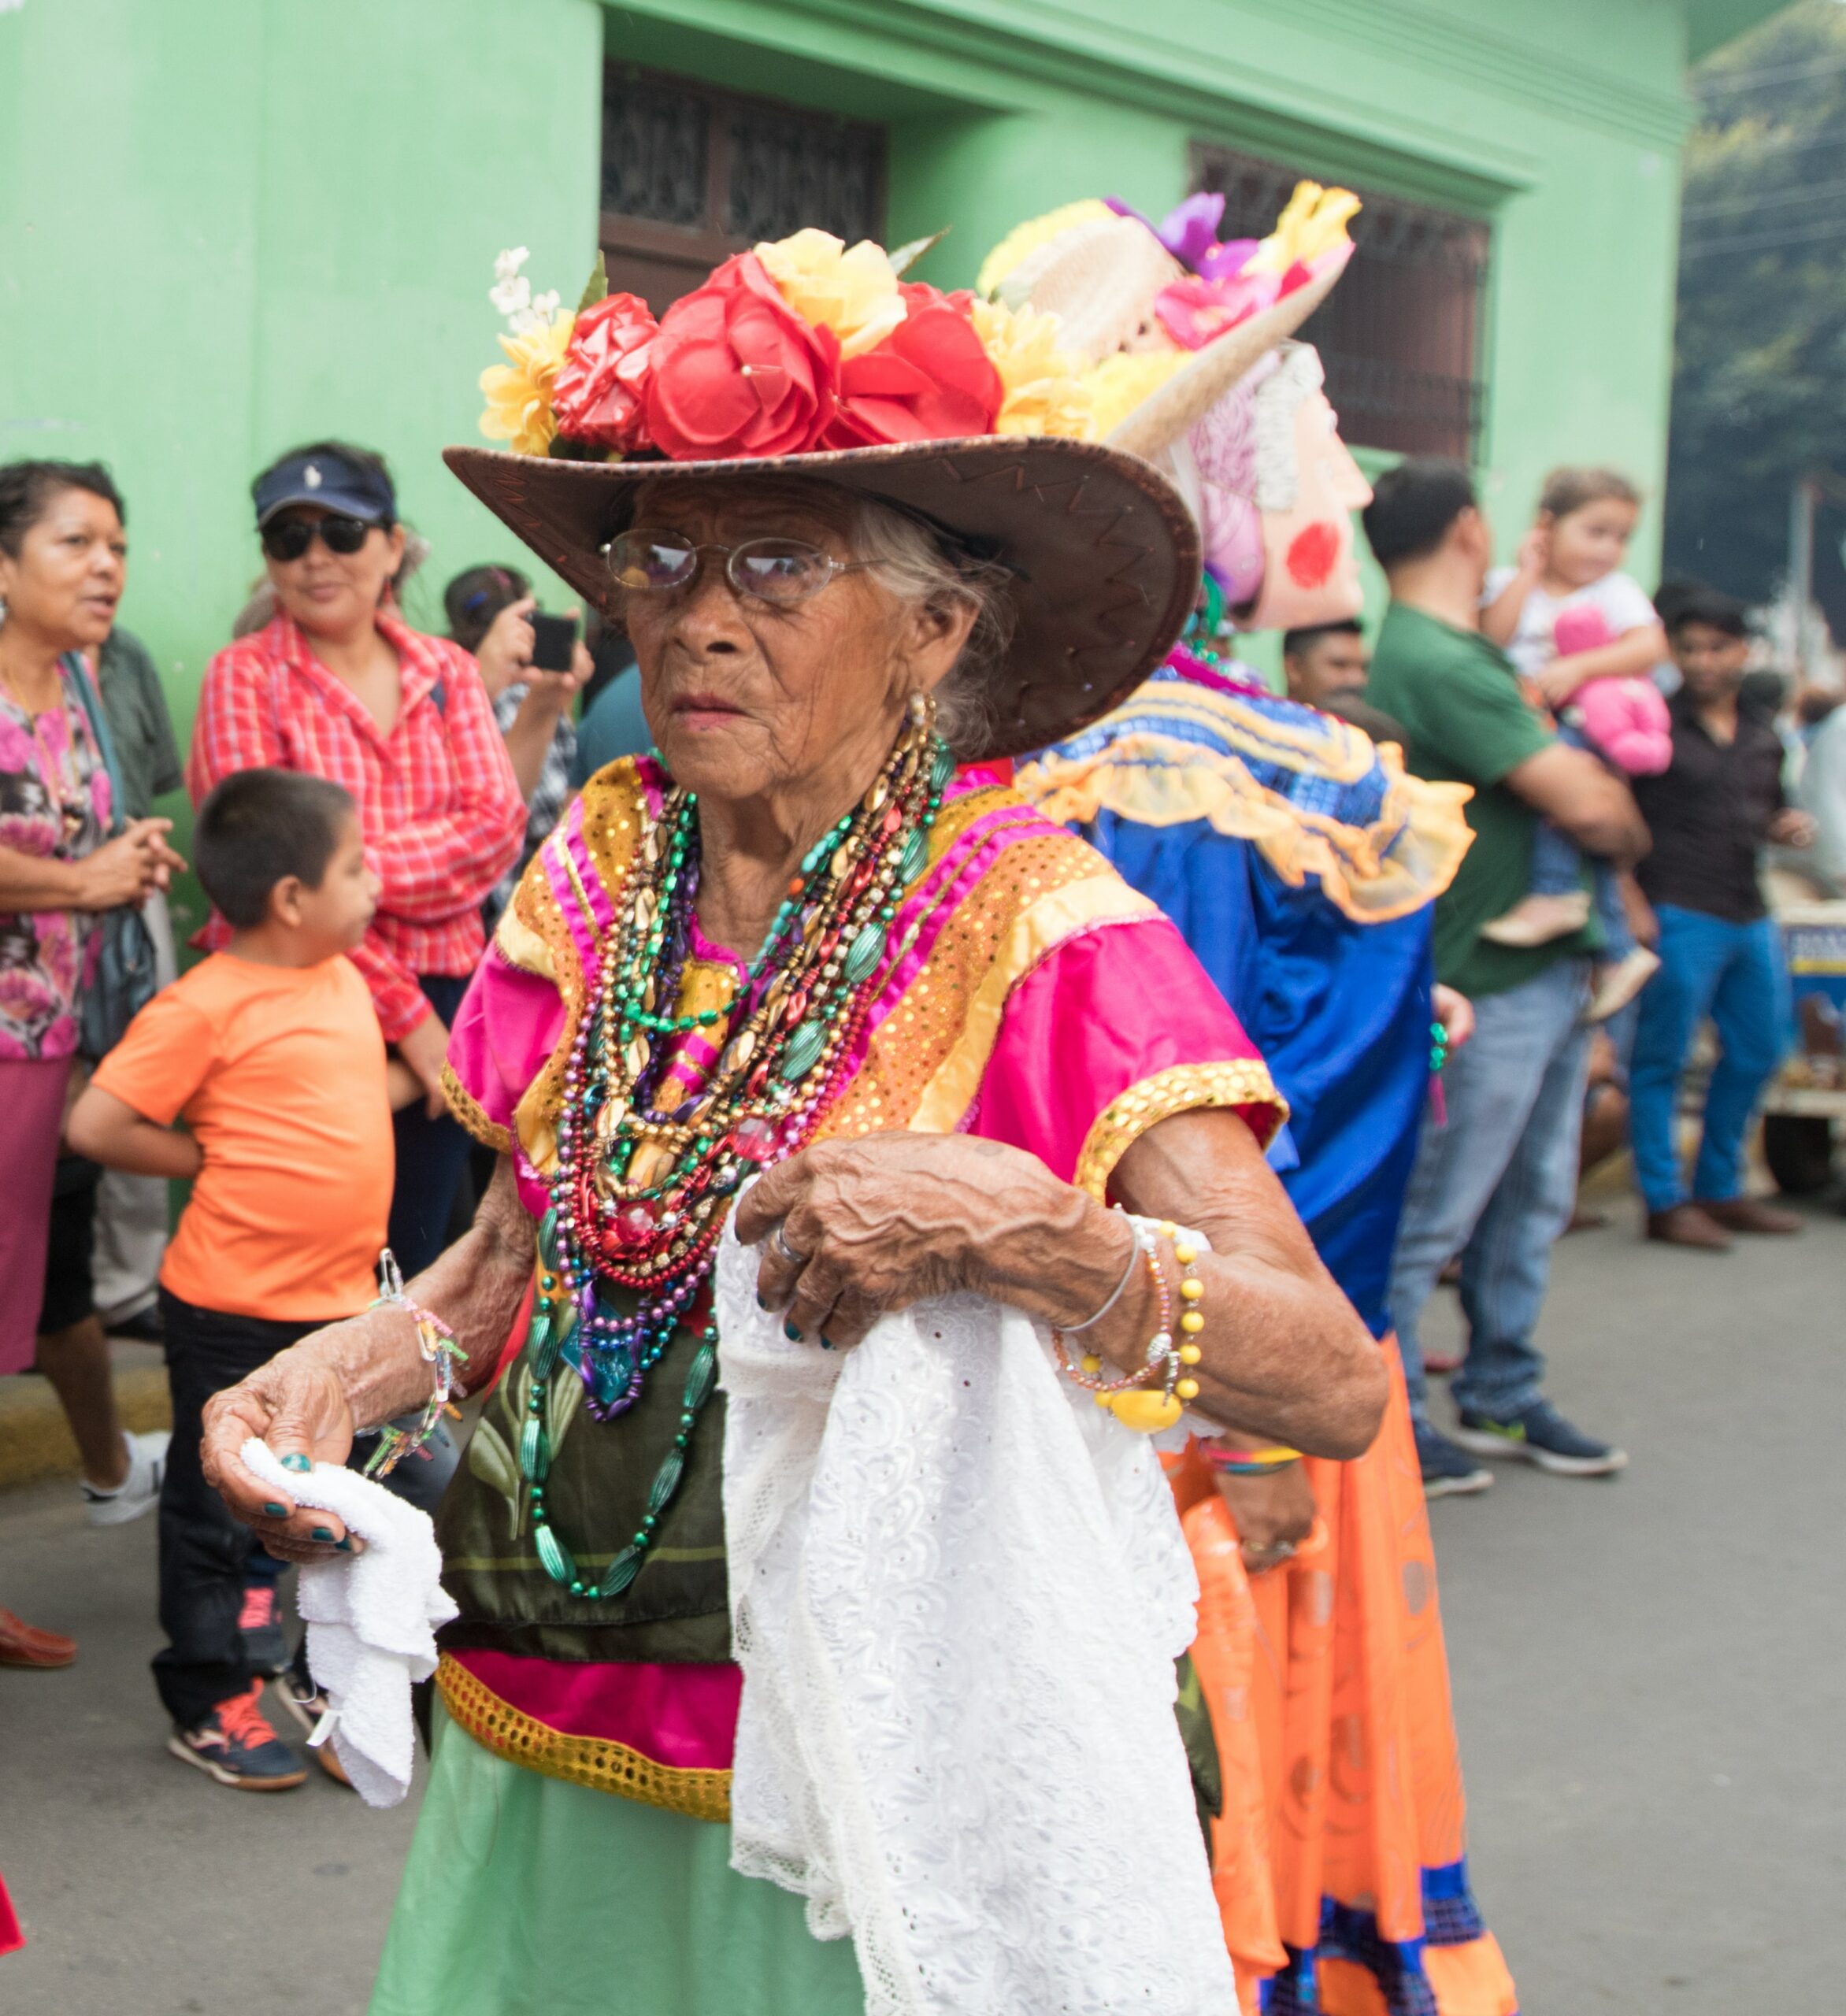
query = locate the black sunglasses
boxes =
[260,513,379,562]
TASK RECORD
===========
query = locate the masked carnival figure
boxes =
[1004,188,1518,2016]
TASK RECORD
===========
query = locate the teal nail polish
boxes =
[280,1453,311,1474]
[335,1538,354,1553]
[784,1320,802,1341]
[311,1527,335,1542]
[820,1336,835,1351]
[262,1503,287,1518]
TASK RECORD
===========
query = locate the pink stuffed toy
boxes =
[1552,604,1672,776]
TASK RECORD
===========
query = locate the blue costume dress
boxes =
[1021,664,1517,2016]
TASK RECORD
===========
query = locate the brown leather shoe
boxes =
[1693,1196,1804,1236]
[1646,1203,1733,1251]
[0,1607,77,1669]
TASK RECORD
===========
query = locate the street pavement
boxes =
[2,1193,1841,2014]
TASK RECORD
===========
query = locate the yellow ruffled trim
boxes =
[436,1652,733,1823]
[441,1063,512,1154]
[1073,1060,1288,1201]
[1017,704,1474,928]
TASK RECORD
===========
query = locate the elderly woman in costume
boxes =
[1006,192,1518,2014]
[199,223,1382,2016]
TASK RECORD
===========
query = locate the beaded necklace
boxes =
[521,695,955,1600]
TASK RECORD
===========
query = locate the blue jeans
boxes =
[1628,905,1793,1213]
[1388,958,1592,1425]
[1529,724,1633,958]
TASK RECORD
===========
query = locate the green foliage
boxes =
[1666,1,1846,609]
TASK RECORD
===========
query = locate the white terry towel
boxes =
[713,1219,1236,2016]
[242,1438,458,1808]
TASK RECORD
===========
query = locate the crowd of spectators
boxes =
[0,439,1829,1773]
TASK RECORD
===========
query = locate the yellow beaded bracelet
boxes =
[1158,1219,1206,1405]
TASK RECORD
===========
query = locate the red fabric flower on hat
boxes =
[553,292,659,451]
[645,253,840,461]
[823,284,1004,448]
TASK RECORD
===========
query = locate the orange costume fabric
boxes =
[1167,1343,1515,2016]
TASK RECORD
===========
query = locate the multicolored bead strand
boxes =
[518,695,955,1596]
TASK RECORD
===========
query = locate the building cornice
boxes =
[620,0,1695,162]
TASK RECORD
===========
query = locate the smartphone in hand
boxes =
[530,610,580,673]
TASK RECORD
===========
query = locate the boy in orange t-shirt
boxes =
[71,768,400,1791]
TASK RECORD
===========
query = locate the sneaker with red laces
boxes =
[238,1584,290,1677]
[168,1682,307,1791]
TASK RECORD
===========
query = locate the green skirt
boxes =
[369,1706,866,2016]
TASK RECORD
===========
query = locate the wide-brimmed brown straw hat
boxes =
[443,436,1199,762]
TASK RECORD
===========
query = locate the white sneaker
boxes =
[83,1429,169,1526]
[1585,946,1661,1025]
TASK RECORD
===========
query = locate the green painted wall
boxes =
[0,0,1785,813]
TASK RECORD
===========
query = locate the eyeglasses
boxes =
[260,513,378,563]
[603,530,872,608]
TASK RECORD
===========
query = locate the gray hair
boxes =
[843,493,1014,756]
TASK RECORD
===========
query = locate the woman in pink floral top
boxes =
[0,461,182,1506]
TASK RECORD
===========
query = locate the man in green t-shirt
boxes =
[1362,461,1648,1496]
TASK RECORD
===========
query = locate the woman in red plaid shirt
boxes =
[187,442,525,1273]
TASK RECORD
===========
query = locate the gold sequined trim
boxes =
[491,897,554,980]
[441,1063,512,1153]
[1073,1060,1288,1201]
[436,1652,733,1822]
[821,819,1116,1140]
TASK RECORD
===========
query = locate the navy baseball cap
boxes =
[253,448,397,528]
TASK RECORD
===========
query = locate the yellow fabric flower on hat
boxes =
[976,199,1115,299]
[970,298,1095,439]
[1082,350,1191,441]
[480,309,575,457]
[756,229,906,359]
[1244,181,1362,276]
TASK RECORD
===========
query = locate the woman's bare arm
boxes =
[1105,1107,1385,1458]
[738,1110,1386,1462]
[200,1154,534,1558]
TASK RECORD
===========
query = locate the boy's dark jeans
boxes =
[153,1288,320,1728]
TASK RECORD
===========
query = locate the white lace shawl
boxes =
[714,1221,1236,2016]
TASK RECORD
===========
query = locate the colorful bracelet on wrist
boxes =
[360,1248,466,1481]
[1052,1216,1209,1435]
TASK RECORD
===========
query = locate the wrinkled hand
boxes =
[1770,807,1818,849]
[1214,1459,1316,1574]
[1431,983,1474,1054]
[735,1131,1072,1349]
[201,1345,362,1562]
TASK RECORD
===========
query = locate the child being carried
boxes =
[1480,465,1670,1021]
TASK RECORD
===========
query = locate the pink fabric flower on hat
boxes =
[822,284,1003,447]
[552,292,659,453]
[645,254,840,461]
[1153,272,1284,352]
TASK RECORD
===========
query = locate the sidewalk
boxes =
[0,1340,172,1493]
